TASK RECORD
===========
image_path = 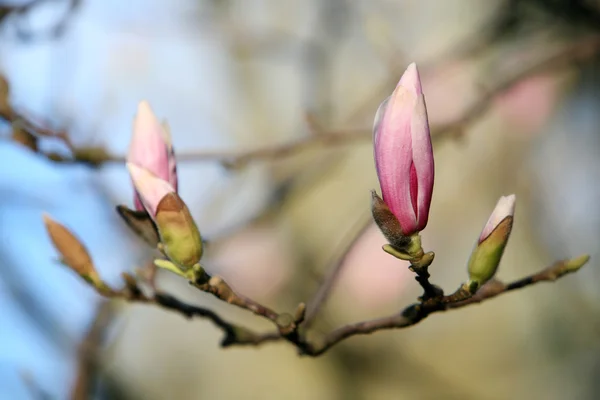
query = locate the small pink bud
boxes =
[373,63,434,236]
[126,162,175,217]
[478,194,516,243]
[128,101,178,211]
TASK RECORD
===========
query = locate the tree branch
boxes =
[301,255,590,356]
[4,36,600,167]
[0,0,81,41]
[190,274,281,323]
[153,291,281,346]
[87,255,588,357]
[97,273,281,348]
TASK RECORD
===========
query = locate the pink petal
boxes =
[397,62,423,96]
[411,94,434,231]
[127,163,175,217]
[373,62,434,235]
[374,84,418,234]
[479,195,516,243]
[161,120,178,191]
[133,193,145,212]
[128,101,172,183]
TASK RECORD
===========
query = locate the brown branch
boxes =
[153,291,281,346]
[96,274,281,348]
[446,255,589,308]
[42,128,370,168]
[191,275,281,323]
[302,255,589,356]
[84,254,588,357]
[0,106,75,152]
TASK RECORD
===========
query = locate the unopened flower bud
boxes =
[127,162,203,271]
[467,195,516,291]
[42,214,102,286]
[155,192,203,270]
[373,63,434,237]
[128,101,178,211]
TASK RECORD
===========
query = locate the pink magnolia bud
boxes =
[478,195,516,243]
[127,162,204,269]
[373,63,434,236]
[128,101,178,211]
[126,162,175,217]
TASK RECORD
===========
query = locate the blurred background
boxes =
[1,0,600,399]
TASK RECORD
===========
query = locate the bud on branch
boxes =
[128,101,178,212]
[373,63,434,239]
[467,195,516,291]
[42,214,102,287]
[127,162,203,273]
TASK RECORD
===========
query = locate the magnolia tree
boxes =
[42,63,589,356]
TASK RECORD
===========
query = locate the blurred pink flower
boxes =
[214,227,292,299]
[337,224,413,310]
[496,74,559,136]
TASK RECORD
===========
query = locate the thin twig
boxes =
[0,0,81,40]
[20,371,53,400]
[303,214,372,328]
[70,302,114,400]
[431,35,600,140]
[5,35,599,167]
[153,292,281,346]
[100,274,281,347]
[191,275,281,323]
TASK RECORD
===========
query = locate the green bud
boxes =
[154,192,203,271]
[467,216,513,291]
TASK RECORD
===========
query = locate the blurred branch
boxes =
[70,302,114,400]
[4,35,600,167]
[0,0,81,41]
[21,372,53,400]
[431,34,600,139]
[303,215,372,328]
[108,273,281,347]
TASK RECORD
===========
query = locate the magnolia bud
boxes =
[373,62,434,236]
[155,192,203,270]
[128,101,178,211]
[126,162,203,271]
[467,195,516,290]
[127,162,175,217]
[42,214,102,286]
